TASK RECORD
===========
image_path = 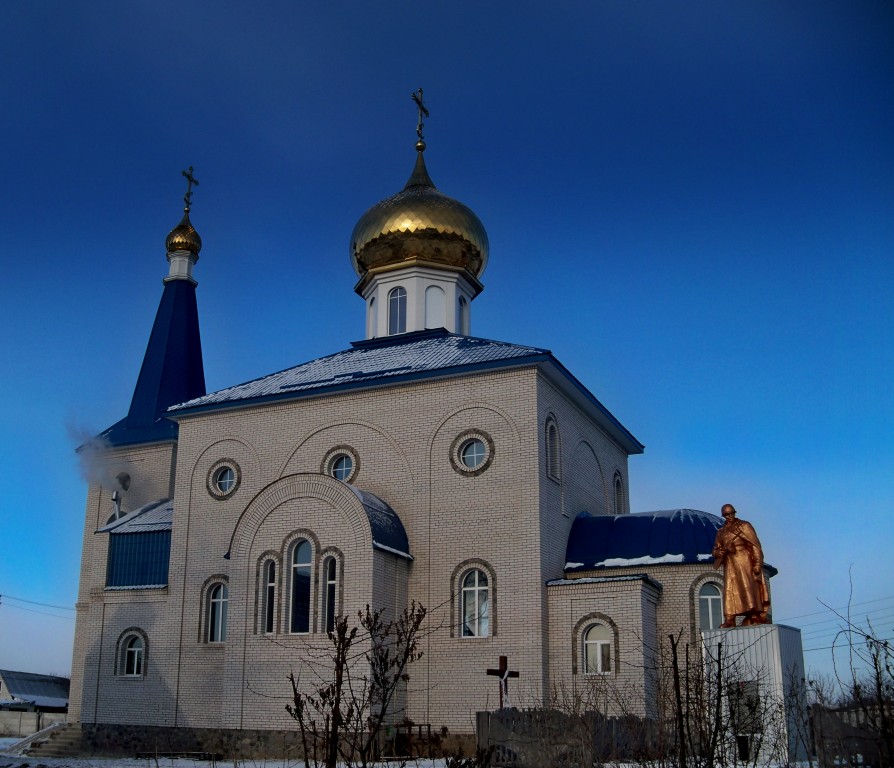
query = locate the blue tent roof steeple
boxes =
[101,176,206,447]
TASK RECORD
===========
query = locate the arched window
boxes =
[425,285,445,329]
[546,419,561,480]
[208,583,228,643]
[369,296,377,337]
[613,472,624,515]
[699,582,723,631]
[263,560,277,634]
[290,539,312,634]
[388,287,407,335]
[461,569,490,637]
[584,624,612,674]
[458,295,469,335]
[123,635,144,676]
[322,556,338,634]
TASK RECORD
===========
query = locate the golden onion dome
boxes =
[165,208,202,256]
[350,149,488,278]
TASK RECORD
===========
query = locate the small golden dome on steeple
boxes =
[165,209,203,256]
[165,166,202,256]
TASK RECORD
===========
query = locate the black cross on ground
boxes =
[486,655,519,709]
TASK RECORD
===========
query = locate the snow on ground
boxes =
[0,740,448,768]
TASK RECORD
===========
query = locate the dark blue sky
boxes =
[1,0,892,677]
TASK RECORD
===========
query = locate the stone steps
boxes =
[25,722,82,757]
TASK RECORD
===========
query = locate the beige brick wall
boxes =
[73,360,700,738]
[546,577,661,718]
[70,441,176,724]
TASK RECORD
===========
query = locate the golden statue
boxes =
[712,504,770,627]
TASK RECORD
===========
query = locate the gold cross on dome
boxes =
[181,166,199,211]
[411,88,429,142]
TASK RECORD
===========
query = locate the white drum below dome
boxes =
[362,265,476,338]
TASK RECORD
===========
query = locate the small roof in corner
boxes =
[96,498,173,534]
[0,670,70,709]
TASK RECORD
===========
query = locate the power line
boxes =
[775,595,894,623]
[793,606,894,631]
[1,602,75,621]
[0,594,75,611]
[800,613,894,639]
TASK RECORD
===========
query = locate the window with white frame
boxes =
[330,454,353,481]
[699,582,723,631]
[121,633,145,676]
[322,445,359,483]
[388,286,407,335]
[208,583,228,643]
[290,539,312,634]
[207,459,241,499]
[583,624,612,674]
[263,560,277,634]
[322,555,338,634]
[461,568,490,637]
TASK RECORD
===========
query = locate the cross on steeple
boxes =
[411,88,429,146]
[486,655,519,710]
[181,166,199,211]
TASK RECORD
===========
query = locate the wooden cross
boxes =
[486,655,519,710]
[411,88,429,142]
[181,166,199,211]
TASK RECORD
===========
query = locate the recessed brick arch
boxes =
[227,473,373,561]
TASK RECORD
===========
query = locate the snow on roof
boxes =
[169,329,548,413]
[565,509,724,573]
[547,574,663,589]
[349,487,412,560]
[0,670,69,709]
[96,499,173,534]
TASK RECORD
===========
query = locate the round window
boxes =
[330,454,353,481]
[460,439,486,469]
[207,460,241,499]
[214,466,236,494]
[450,430,495,476]
[320,446,359,483]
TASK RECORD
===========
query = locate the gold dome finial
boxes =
[411,88,428,152]
[165,166,202,255]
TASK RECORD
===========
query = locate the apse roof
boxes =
[564,509,776,576]
[168,329,643,453]
[350,488,412,559]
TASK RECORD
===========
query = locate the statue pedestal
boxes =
[701,624,808,763]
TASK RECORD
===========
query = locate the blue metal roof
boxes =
[170,329,546,414]
[101,280,205,447]
[565,509,724,572]
[0,670,70,709]
[348,487,411,559]
[96,498,173,534]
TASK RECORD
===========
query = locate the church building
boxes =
[69,117,788,752]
